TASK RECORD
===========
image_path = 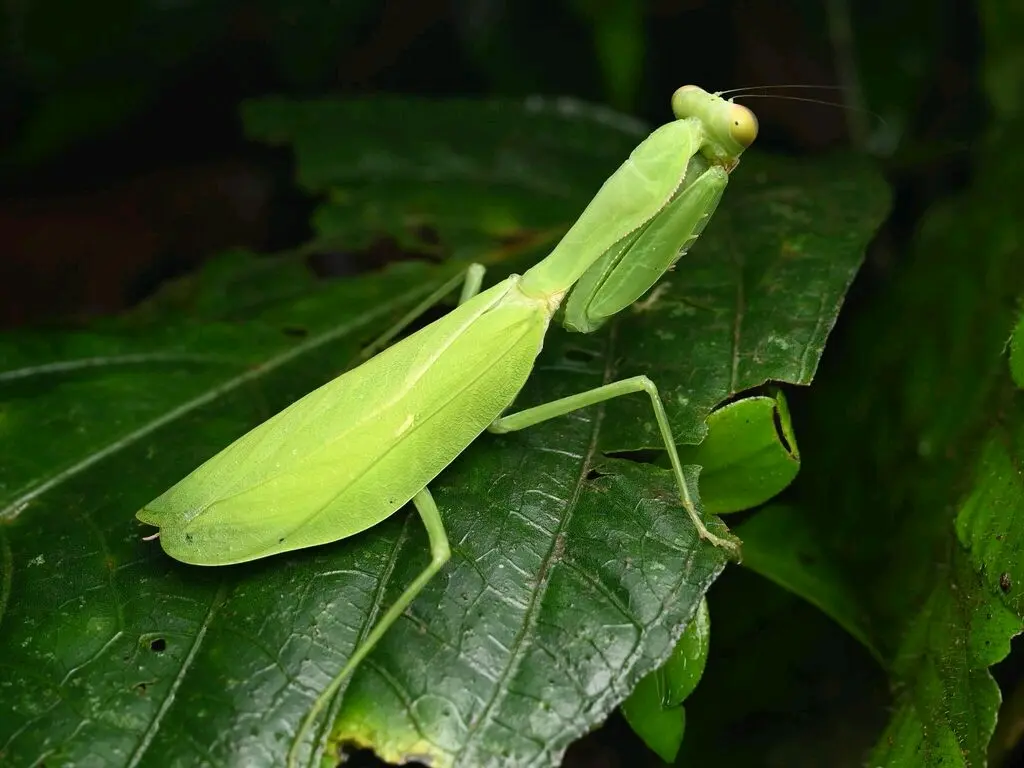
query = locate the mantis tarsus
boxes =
[136,84,758,766]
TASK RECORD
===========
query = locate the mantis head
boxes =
[671,84,758,171]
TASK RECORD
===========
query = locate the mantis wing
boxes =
[137,276,551,565]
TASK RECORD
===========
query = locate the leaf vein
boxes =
[126,580,228,768]
[0,282,437,521]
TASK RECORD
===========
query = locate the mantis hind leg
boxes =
[287,487,452,768]
[488,375,738,553]
[357,263,487,361]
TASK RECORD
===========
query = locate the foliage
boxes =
[0,95,886,765]
[3,0,1024,766]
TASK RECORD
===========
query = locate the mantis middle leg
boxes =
[489,375,737,552]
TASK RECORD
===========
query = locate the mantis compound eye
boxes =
[727,103,758,147]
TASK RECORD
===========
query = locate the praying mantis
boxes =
[136,84,758,765]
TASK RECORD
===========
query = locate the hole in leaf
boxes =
[338,744,421,766]
[710,384,779,415]
[150,638,167,653]
[605,448,663,465]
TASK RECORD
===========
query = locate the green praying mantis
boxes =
[136,84,758,765]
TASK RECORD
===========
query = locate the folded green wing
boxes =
[138,276,552,565]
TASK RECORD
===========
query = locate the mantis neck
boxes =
[518,232,608,301]
[517,118,713,302]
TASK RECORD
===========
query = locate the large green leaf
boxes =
[0,96,888,766]
[870,408,1024,767]
[734,2,1024,763]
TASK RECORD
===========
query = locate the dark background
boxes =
[0,0,978,329]
[1,1,1015,766]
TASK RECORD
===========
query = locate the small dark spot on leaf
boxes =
[135,682,148,695]
[150,638,166,653]
[184,533,193,542]
[1000,572,1012,592]
[282,326,308,338]
[585,469,603,481]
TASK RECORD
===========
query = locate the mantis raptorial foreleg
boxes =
[357,263,487,361]
[563,159,727,333]
[489,375,735,550]
[289,487,452,767]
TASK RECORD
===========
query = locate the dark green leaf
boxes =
[735,504,880,662]
[868,402,1024,767]
[596,150,891,449]
[760,1,1024,760]
[0,96,888,767]
[676,391,800,516]
[621,598,710,763]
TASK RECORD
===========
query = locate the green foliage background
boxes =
[1,1,1022,767]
